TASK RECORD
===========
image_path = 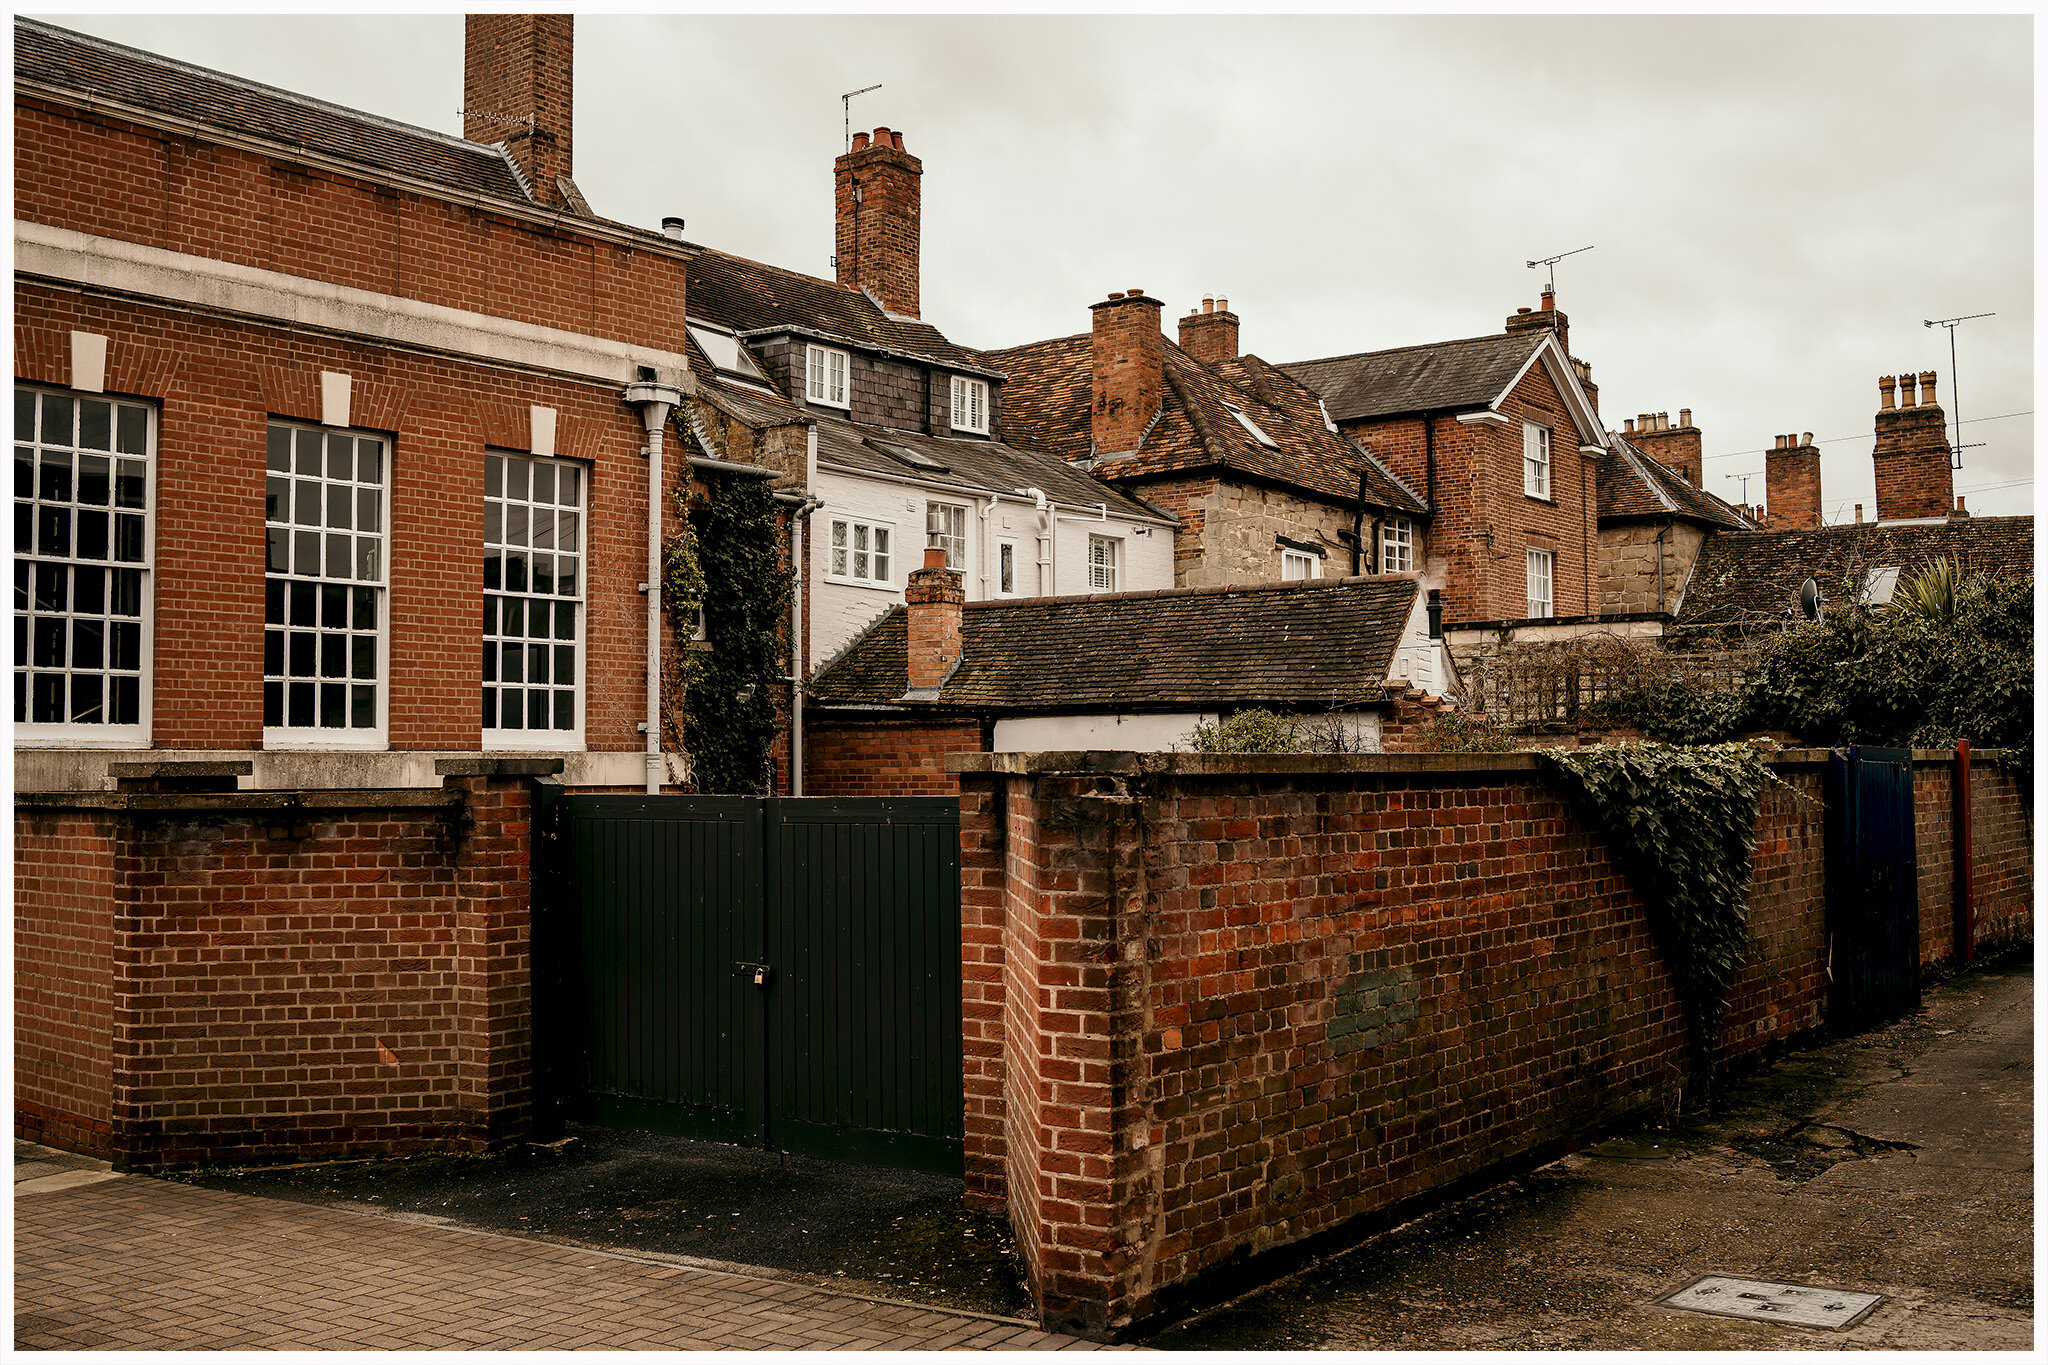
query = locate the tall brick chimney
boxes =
[1872,370,1953,521]
[1090,289,1164,456]
[835,128,923,318]
[904,547,963,690]
[464,14,573,209]
[1764,432,1821,529]
[1625,408,1703,487]
[1505,286,1569,359]
[1177,296,1239,366]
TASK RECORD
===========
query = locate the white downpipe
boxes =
[1014,485,1051,596]
[623,379,686,795]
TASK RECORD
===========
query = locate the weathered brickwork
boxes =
[13,775,542,1167]
[1914,752,2033,966]
[959,748,2031,1338]
[1872,373,1954,522]
[802,718,985,797]
[463,14,573,208]
[834,129,921,320]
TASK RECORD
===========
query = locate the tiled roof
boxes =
[1676,515,2033,629]
[978,335,1424,514]
[686,250,989,371]
[1278,332,1548,422]
[1599,433,1757,530]
[809,576,1419,711]
[16,18,532,206]
[813,416,1163,521]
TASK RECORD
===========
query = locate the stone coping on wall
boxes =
[14,789,466,814]
[946,747,2000,779]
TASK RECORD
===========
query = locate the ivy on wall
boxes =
[677,470,791,795]
[1538,742,1777,1063]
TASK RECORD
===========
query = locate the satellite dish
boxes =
[1799,578,1821,621]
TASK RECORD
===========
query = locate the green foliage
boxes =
[1540,742,1775,1059]
[1587,676,1750,747]
[679,472,792,794]
[1411,711,1520,752]
[1891,554,1966,624]
[1184,709,1306,754]
[659,483,707,756]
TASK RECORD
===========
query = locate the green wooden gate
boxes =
[532,793,963,1174]
[1824,746,1921,1031]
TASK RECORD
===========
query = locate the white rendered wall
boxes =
[992,713,1216,752]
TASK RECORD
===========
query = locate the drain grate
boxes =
[1661,1276,1882,1330]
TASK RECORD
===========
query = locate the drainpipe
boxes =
[622,375,687,795]
[1015,485,1051,594]
[1652,517,1669,614]
[1955,739,1974,966]
[775,488,825,796]
[1351,469,1368,576]
[978,493,1000,599]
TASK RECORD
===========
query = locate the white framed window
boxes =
[483,451,584,744]
[1526,547,1554,618]
[14,386,153,742]
[997,541,1017,596]
[1281,549,1320,581]
[1219,399,1280,449]
[687,321,771,388]
[951,376,989,435]
[264,421,387,745]
[805,343,850,408]
[826,514,893,587]
[1088,535,1120,593]
[926,502,966,569]
[1523,420,1551,499]
[1381,518,1413,573]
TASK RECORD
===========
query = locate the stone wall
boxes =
[1597,520,1707,615]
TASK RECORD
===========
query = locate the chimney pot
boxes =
[1177,292,1240,364]
[1679,408,1692,427]
[1202,297,1215,314]
[1801,432,1812,446]
[1216,296,1228,312]
[1878,375,1897,411]
[1919,370,1939,405]
[922,546,947,570]
[1128,288,1145,298]
[1540,287,1555,311]
[1900,372,1918,407]
[1955,495,1968,514]
[851,131,869,152]
[1623,418,1635,433]
[1517,307,1533,315]
[1855,503,1865,523]
[872,126,890,141]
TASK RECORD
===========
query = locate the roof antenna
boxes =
[841,83,883,153]
[1526,244,1594,293]
[1922,311,1994,470]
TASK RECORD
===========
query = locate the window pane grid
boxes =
[265,422,383,731]
[1524,422,1551,499]
[952,377,988,433]
[14,387,151,729]
[1526,548,1554,618]
[827,516,891,584]
[1381,518,1413,573]
[1088,535,1119,593]
[806,345,848,407]
[926,503,966,569]
[483,452,583,735]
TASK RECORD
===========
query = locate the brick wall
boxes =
[803,716,986,796]
[956,748,2031,1338]
[13,773,541,1167]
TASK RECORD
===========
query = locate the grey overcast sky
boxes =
[31,9,2035,521]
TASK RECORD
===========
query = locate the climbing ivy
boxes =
[679,470,791,794]
[1538,742,1777,1062]
[658,480,707,766]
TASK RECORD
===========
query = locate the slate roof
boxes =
[16,18,533,206]
[687,250,990,372]
[1599,433,1758,530]
[813,416,1164,521]
[809,576,1420,712]
[1675,515,2033,630]
[978,334,1425,514]
[1278,332,1549,423]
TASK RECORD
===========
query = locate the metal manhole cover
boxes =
[1661,1276,1882,1330]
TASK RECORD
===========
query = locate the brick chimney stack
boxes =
[835,127,923,318]
[1627,407,1704,487]
[465,14,573,208]
[1090,289,1164,455]
[1764,432,1822,529]
[904,546,964,690]
[1505,287,1569,359]
[1872,371,1953,521]
[1177,296,1240,366]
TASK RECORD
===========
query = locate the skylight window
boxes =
[1220,399,1280,449]
[1858,565,1902,606]
[866,438,949,475]
[686,323,769,385]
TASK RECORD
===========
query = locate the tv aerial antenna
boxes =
[1923,311,1994,469]
[842,83,882,153]
[1724,470,1763,508]
[1526,245,1594,292]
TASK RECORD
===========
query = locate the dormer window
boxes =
[951,376,989,435]
[686,321,770,389]
[806,344,849,409]
[1219,399,1279,449]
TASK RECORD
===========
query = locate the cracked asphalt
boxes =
[1149,957,2032,1350]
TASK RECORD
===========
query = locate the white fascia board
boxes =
[816,455,1174,526]
[17,220,691,386]
[1455,411,1512,427]
[1490,333,1609,450]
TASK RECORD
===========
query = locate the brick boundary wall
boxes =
[951,748,2030,1339]
[14,766,545,1168]
[803,717,986,797]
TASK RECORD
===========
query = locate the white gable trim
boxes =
[1489,332,1608,450]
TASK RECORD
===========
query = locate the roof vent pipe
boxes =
[661,216,686,240]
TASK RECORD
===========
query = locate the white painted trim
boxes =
[68,331,107,392]
[16,221,691,385]
[1455,410,1511,427]
[320,371,351,428]
[530,406,559,458]
[1491,332,1609,450]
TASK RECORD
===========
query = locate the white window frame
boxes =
[1523,420,1552,500]
[1281,548,1320,581]
[263,420,389,750]
[14,385,155,746]
[805,343,850,409]
[1526,547,1555,619]
[926,502,967,570]
[951,376,989,435]
[686,320,772,389]
[825,513,894,588]
[1380,518,1414,573]
[482,450,587,749]
[1088,534,1120,593]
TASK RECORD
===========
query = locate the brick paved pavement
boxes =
[13,1147,1123,1350]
